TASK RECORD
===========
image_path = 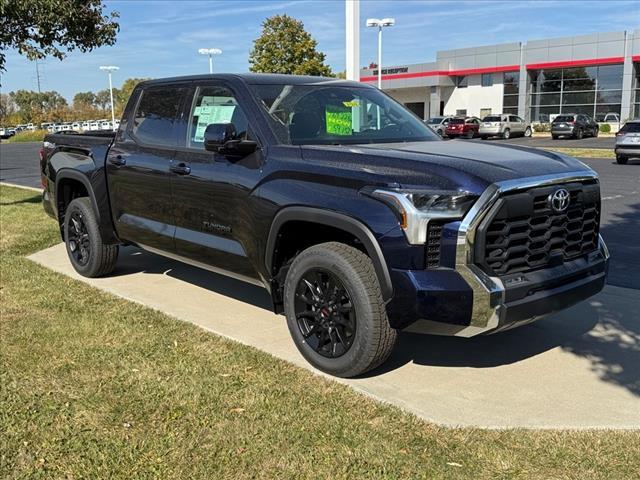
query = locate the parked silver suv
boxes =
[479,114,531,140]
[615,119,640,164]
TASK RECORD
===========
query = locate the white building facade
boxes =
[360,29,640,122]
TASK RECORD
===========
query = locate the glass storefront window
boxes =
[503,71,519,114]
[528,63,623,121]
[503,94,519,107]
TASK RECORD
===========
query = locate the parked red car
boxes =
[445,117,480,139]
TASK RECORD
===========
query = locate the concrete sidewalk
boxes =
[28,244,640,429]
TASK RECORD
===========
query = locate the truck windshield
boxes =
[250,84,438,145]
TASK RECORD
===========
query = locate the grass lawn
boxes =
[1,184,638,479]
[539,147,615,159]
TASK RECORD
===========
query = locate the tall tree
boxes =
[9,90,67,122]
[0,93,18,120]
[73,91,96,109]
[0,0,119,71]
[94,89,111,111]
[115,77,149,108]
[249,15,332,77]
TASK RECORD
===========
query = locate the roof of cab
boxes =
[138,73,369,88]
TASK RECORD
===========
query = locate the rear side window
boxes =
[483,116,501,122]
[132,87,185,146]
[449,118,464,124]
[187,85,249,149]
[620,122,640,133]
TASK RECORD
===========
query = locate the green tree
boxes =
[0,0,119,71]
[249,15,332,77]
[9,89,67,122]
[115,77,149,110]
[94,89,112,111]
[73,91,96,109]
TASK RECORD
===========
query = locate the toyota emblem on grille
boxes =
[549,188,570,213]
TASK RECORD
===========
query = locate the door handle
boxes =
[109,154,126,166]
[170,162,191,175]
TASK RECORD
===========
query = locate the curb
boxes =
[0,182,42,192]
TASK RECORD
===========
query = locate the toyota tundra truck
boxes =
[40,74,609,377]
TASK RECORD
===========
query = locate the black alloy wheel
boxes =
[67,210,91,266]
[294,268,356,358]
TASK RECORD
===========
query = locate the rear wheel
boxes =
[502,128,511,139]
[524,127,532,137]
[283,242,397,378]
[63,197,118,277]
[576,128,584,139]
[480,136,488,140]
[616,155,628,165]
[466,129,474,139]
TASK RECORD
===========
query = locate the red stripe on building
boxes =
[360,64,519,82]
[525,56,624,70]
[632,55,640,62]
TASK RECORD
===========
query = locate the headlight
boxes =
[366,189,478,244]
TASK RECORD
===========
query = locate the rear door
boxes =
[106,84,187,251]
[169,81,266,283]
[508,115,524,134]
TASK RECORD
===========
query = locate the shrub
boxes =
[533,123,550,133]
[599,123,611,133]
[3,129,47,143]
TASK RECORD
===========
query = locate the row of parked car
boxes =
[425,113,602,140]
[0,120,119,139]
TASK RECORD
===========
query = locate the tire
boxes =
[593,127,599,138]
[480,136,488,140]
[502,128,510,139]
[63,197,118,277]
[283,242,397,378]
[616,155,628,165]
[552,134,559,140]
[575,128,583,140]
[465,130,474,139]
[524,127,532,137]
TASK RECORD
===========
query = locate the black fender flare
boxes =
[265,206,393,302]
[54,169,101,223]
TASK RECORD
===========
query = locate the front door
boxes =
[170,83,265,284]
[106,85,187,251]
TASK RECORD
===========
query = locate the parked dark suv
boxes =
[551,114,599,140]
[40,74,609,377]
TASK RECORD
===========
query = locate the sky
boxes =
[2,0,639,101]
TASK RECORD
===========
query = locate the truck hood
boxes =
[300,140,592,194]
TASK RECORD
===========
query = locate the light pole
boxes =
[99,65,119,130]
[365,18,395,89]
[198,48,222,74]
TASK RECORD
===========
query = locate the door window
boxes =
[508,115,520,123]
[132,86,185,146]
[187,86,249,149]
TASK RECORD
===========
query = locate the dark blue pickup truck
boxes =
[40,74,609,377]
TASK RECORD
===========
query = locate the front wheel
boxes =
[552,134,559,140]
[283,242,397,378]
[593,127,599,137]
[524,127,532,137]
[616,155,628,165]
[63,197,118,277]
[502,128,511,139]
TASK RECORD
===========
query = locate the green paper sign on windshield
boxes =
[325,104,352,136]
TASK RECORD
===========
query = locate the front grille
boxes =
[477,182,600,276]
[426,221,444,268]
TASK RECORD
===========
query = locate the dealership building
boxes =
[360,29,640,122]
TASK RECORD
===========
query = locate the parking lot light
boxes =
[99,65,119,131]
[198,48,222,74]
[366,17,395,89]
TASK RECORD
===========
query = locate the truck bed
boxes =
[44,131,115,147]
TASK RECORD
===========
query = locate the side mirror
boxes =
[204,123,236,152]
